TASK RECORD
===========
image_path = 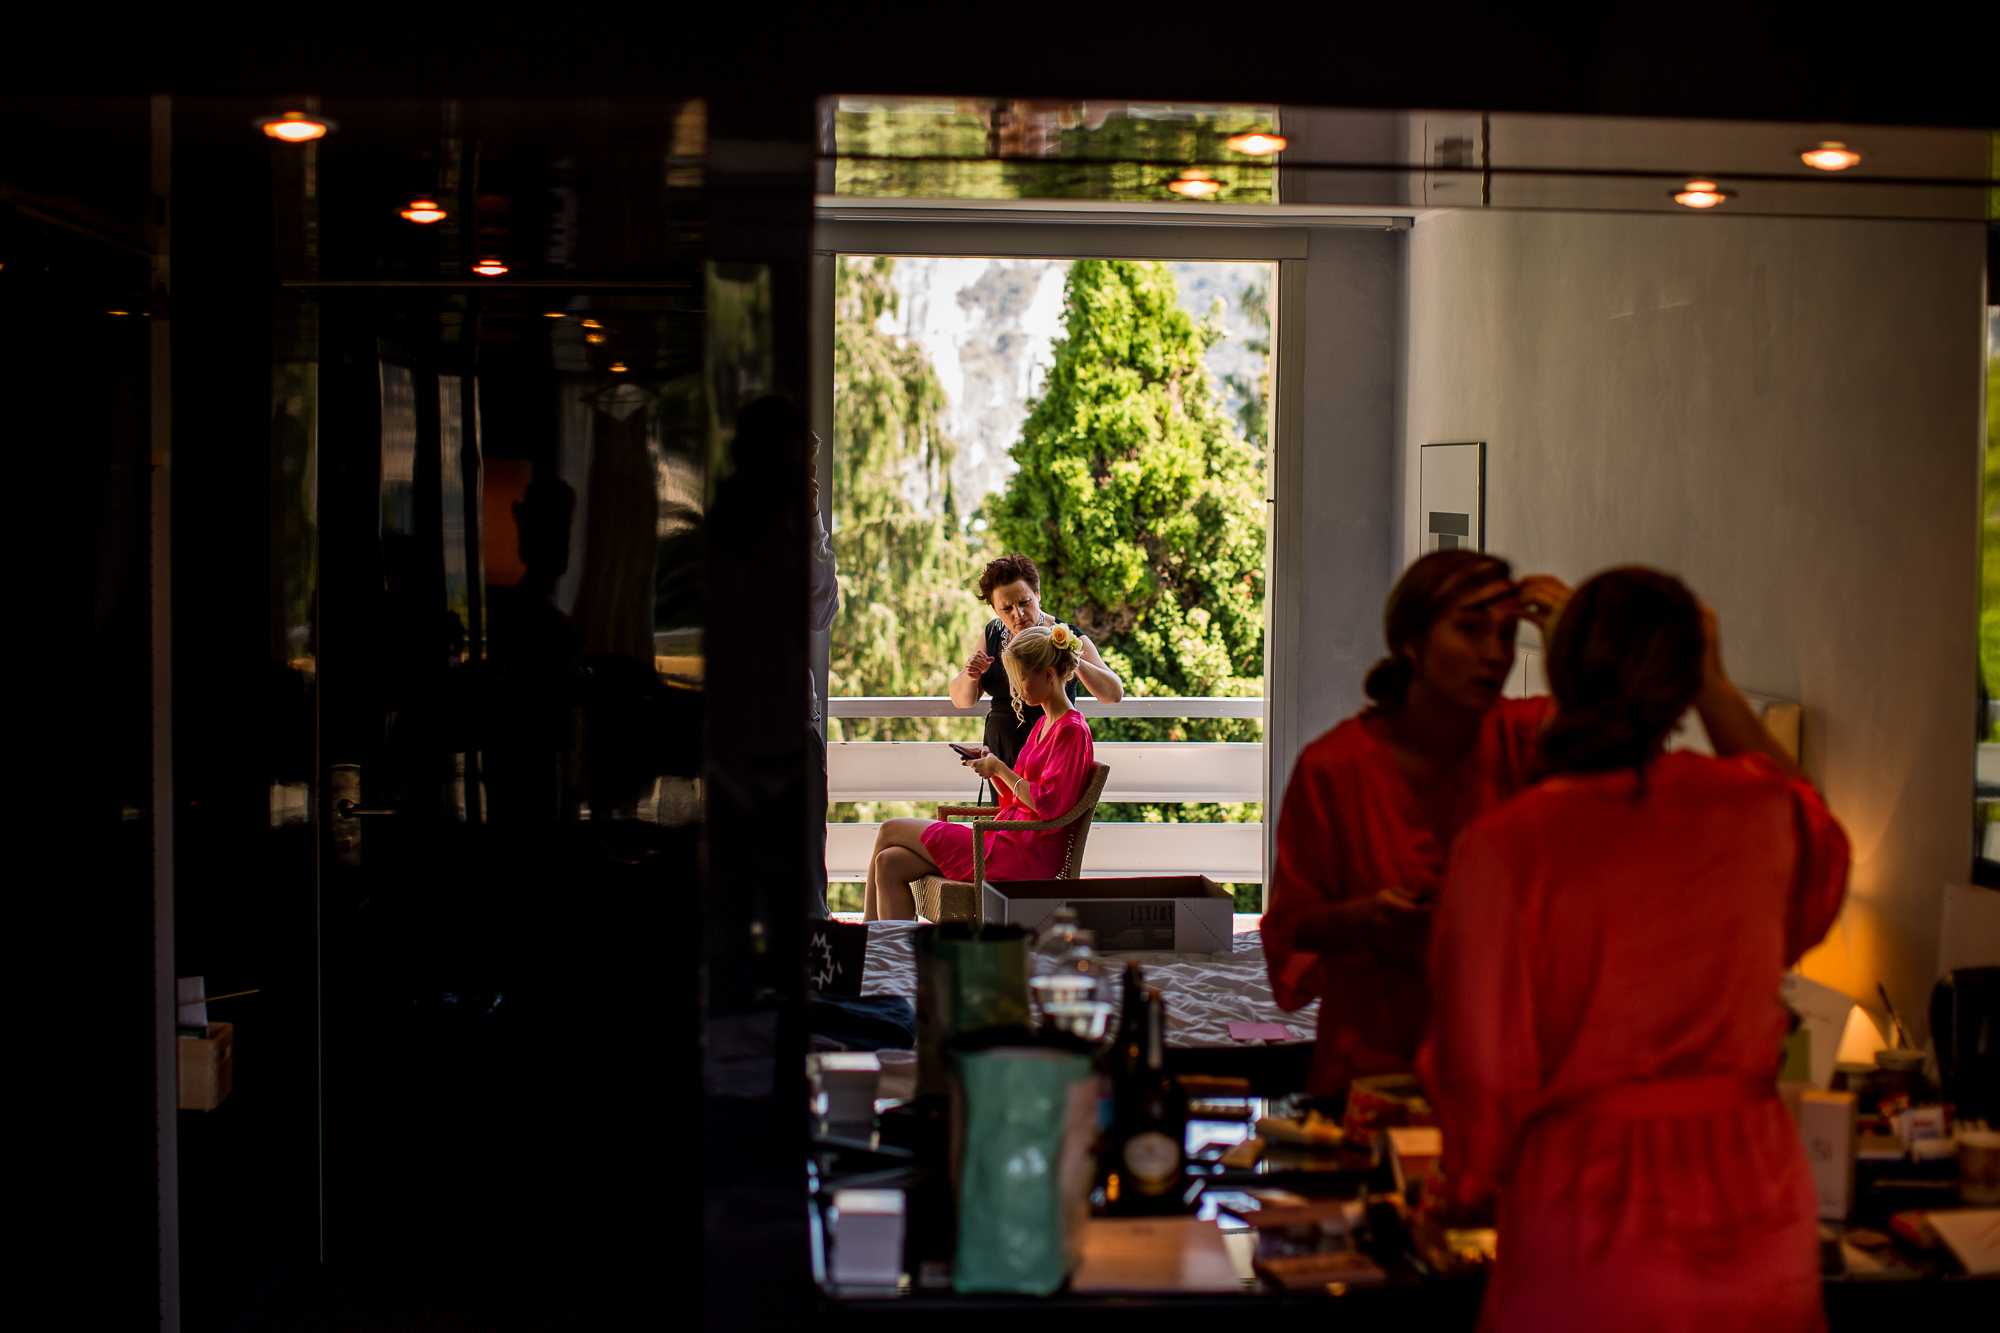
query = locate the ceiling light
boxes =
[1800,141,1862,172]
[1168,169,1226,199]
[471,258,509,277]
[1225,133,1287,156]
[544,311,566,318]
[257,111,332,143]
[584,332,607,344]
[580,319,603,329]
[107,309,132,316]
[400,198,447,224]
[608,362,629,373]
[1672,180,1731,209]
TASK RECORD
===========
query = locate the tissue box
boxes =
[831,1188,906,1289]
[177,1022,233,1112]
[1797,1089,1856,1220]
[980,877,1233,952]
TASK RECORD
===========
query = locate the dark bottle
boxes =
[1105,987,1191,1216]
[1107,960,1147,1091]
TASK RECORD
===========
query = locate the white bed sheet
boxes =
[856,919,1317,1050]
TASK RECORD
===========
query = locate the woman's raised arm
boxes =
[1074,634,1124,703]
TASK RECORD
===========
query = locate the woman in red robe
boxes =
[1264,550,1571,1098]
[1419,568,1848,1333]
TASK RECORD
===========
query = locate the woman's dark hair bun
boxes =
[1539,566,1703,779]
[1363,656,1414,707]
[1365,550,1514,710]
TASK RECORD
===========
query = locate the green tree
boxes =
[827,258,985,820]
[1221,270,1270,448]
[984,259,1266,841]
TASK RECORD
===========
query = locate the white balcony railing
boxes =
[828,696,1266,882]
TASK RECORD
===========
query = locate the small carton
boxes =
[1797,1089,1856,1220]
[981,877,1233,953]
[177,1022,234,1112]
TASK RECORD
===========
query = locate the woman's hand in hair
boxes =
[1692,601,1807,782]
[1514,575,1572,633]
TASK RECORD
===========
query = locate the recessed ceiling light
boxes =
[1800,141,1862,171]
[1672,180,1731,209]
[580,319,603,329]
[543,311,566,318]
[1225,133,1287,156]
[471,258,509,277]
[400,198,446,224]
[608,362,629,373]
[256,111,332,143]
[1168,169,1226,198]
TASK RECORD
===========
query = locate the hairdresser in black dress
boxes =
[948,553,1125,765]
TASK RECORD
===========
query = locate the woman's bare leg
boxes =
[864,818,942,921]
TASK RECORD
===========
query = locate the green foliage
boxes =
[1981,343,2000,712]
[833,101,1274,203]
[1221,271,1271,448]
[827,258,986,815]
[984,260,1266,825]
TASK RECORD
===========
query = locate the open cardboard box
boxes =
[981,876,1233,952]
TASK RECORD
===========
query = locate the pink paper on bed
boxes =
[1228,1021,1292,1043]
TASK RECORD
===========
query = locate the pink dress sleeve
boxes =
[1418,825,1541,1203]
[1733,754,1850,964]
[1263,745,1349,1012]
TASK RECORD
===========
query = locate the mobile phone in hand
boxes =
[949,743,981,759]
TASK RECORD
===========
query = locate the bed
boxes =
[844,915,1319,1089]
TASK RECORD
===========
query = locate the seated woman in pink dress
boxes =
[862,624,1097,920]
[1418,568,1849,1333]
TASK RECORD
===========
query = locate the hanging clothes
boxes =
[1419,750,1849,1333]
[1263,697,1550,1097]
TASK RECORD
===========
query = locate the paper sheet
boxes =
[1072,1217,1243,1293]
[176,976,208,1029]
[1925,1208,2000,1277]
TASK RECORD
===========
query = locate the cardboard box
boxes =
[980,877,1233,953]
[177,1022,233,1112]
[1797,1089,1856,1220]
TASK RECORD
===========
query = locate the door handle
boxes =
[334,799,398,820]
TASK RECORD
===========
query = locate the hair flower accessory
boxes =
[1049,625,1079,651]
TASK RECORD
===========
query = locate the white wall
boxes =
[1267,228,1401,860]
[1398,207,1989,1038]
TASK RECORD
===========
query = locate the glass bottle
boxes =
[1105,987,1191,1216]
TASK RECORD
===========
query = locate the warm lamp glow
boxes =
[399,198,446,224]
[471,259,509,277]
[580,319,603,329]
[1672,180,1730,209]
[1225,132,1287,156]
[1167,169,1226,198]
[608,362,629,373]
[543,310,566,318]
[584,332,607,344]
[258,112,331,143]
[1800,141,1862,171]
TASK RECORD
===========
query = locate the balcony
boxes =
[825,696,1265,883]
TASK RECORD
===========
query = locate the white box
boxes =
[830,1188,905,1288]
[1797,1090,1856,1220]
[982,877,1234,953]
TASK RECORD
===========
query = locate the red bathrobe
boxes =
[1264,698,1550,1097]
[1419,751,1849,1333]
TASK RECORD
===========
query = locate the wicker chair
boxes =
[910,762,1111,924]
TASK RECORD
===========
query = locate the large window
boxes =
[824,252,1274,911]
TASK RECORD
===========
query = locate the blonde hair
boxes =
[1003,624,1081,723]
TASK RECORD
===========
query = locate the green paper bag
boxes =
[952,1047,1098,1294]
